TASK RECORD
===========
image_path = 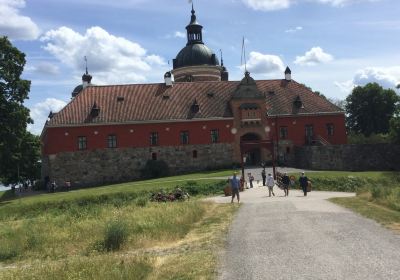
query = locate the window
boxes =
[305,125,314,144]
[305,125,314,137]
[211,129,219,143]
[107,134,117,148]
[192,150,198,158]
[326,123,334,136]
[150,132,158,146]
[180,131,189,145]
[151,152,157,160]
[280,127,288,139]
[78,136,87,150]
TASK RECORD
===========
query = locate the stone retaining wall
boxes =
[42,143,233,187]
[295,144,400,171]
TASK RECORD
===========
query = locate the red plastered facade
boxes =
[42,114,346,156]
[42,119,235,155]
[268,114,347,146]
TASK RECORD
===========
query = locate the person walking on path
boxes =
[299,172,309,196]
[261,169,266,186]
[266,173,275,197]
[282,172,290,196]
[248,173,254,188]
[230,172,240,203]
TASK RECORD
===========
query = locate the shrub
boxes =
[103,220,128,251]
[135,197,148,207]
[141,160,170,179]
[0,243,20,261]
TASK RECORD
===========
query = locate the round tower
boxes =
[172,5,226,82]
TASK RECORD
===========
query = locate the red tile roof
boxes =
[47,79,343,126]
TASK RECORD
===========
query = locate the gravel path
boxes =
[207,186,400,280]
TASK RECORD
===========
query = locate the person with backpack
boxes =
[230,172,240,203]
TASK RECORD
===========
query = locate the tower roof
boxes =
[173,6,219,69]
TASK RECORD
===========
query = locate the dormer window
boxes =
[191,99,200,113]
[293,95,303,109]
[90,102,100,117]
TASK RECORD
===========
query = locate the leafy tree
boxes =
[389,116,400,143]
[327,98,345,110]
[345,83,399,136]
[0,37,39,185]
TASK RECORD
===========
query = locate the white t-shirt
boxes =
[266,176,274,187]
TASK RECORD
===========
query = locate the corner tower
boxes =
[172,5,226,82]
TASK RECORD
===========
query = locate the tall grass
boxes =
[0,200,207,262]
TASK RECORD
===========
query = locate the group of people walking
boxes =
[230,170,310,203]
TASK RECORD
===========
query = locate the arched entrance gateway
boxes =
[240,133,262,166]
[239,133,276,181]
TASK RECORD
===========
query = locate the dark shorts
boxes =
[283,184,289,189]
[231,188,240,198]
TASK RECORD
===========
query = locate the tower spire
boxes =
[82,56,92,86]
[84,56,88,75]
[185,2,203,45]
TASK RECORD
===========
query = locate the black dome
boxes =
[72,84,83,97]
[173,44,219,69]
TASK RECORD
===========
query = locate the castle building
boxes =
[41,7,346,187]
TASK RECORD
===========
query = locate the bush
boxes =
[141,160,170,179]
[103,220,128,251]
[135,197,148,207]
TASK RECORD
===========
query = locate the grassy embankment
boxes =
[301,171,400,232]
[0,170,238,279]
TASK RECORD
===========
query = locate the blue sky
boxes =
[1,0,399,134]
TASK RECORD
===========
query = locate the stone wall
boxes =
[42,143,234,187]
[295,144,400,171]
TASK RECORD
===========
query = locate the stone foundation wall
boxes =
[295,144,400,171]
[42,143,234,187]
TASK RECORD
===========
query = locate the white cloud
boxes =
[0,0,39,40]
[294,47,333,66]
[335,66,400,93]
[40,26,167,84]
[315,0,378,7]
[334,79,355,93]
[242,51,285,75]
[26,61,59,75]
[242,0,378,11]
[174,31,186,38]
[28,98,67,135]
[285,26,303,33]
[242,0,291,11]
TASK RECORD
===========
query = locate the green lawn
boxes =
[0,169,240,279]
[0,169,235,211]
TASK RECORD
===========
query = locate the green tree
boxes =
[345,83,399,136]
[0,36,39,185]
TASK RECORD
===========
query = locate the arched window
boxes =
[192,150,198,158]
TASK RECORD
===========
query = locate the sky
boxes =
[1,0,400,135]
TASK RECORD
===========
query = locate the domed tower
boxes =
[172,5,226,82]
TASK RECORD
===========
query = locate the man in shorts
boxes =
[231,172,240,203]
[266,173,275,197]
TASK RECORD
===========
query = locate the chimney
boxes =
[164,71,173,87]
[285,66,291,81]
